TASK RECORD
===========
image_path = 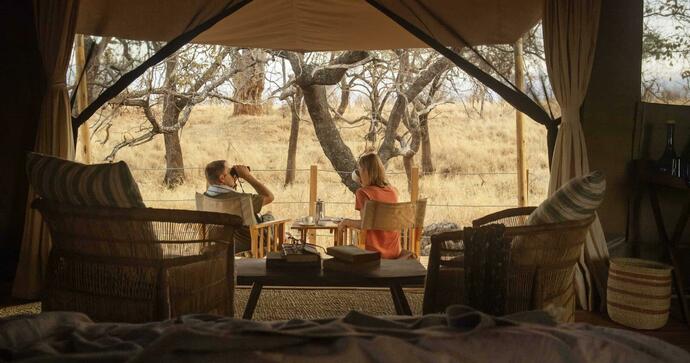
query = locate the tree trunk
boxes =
[162,114,185,187]
[287,50,368,192]
[232,49,265,116]
[284,90,302,186]
[162,57,185,187]
[403,154,414,192]
[301,84,359,192]
[420,111,434,174]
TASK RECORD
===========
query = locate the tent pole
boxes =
[71,0,253,134]
[74,34,91,164]
[514,36,528,207]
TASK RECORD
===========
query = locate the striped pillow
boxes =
[26,152,145,208]
[527,170,605,225]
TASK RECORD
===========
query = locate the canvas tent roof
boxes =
[76,0,543,51]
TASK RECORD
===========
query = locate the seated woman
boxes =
[338,153,400,258]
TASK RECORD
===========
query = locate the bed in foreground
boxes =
[1,306,688,363]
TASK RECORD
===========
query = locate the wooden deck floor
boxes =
[575,306,690,352]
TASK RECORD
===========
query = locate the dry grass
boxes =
[77,102,549,244]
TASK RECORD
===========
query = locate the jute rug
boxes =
[0,287,423,321]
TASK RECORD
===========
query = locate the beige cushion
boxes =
[26,152,145,208]
[527,170,605,225]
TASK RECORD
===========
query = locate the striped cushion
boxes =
[527,170,605,225]
[27,152,145,208]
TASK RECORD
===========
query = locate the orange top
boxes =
[355,185,400,259]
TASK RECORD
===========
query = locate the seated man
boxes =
[204,160,275,253]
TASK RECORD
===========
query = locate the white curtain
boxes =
[544,0,608,311]
[13,0,78,299]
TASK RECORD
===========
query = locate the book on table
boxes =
[326,245,381,264]
[281,244,320,263]
[322,257,380,273]
[266,252,321,270]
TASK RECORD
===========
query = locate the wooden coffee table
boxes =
[236,258,426,319]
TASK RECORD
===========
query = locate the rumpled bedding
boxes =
[0,305,687,363]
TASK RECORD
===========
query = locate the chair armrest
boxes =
[430,229,463,244]
[250,218,291,230]
[471,206,536,227]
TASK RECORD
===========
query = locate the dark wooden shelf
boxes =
[633,158,690,327]
[635,160,690,190]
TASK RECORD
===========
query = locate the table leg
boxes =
[332,227,341,246]
[390,283,412,315]
[670,195,690,244]
[649,186,690,326]
[649,186,671,243]
[242,282,263,320]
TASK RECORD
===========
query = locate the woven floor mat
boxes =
[0,288,424,321]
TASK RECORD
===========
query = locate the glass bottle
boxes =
[682,132,690,180]
[657,120,677,175]
[315,199,325,224]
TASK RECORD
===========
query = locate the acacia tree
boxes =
[280,79,303,186]
[232,49,267,115]
[280,50,451,192]
[89,42,262,187]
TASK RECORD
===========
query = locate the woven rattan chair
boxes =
[473,209,596,322]
[34,199,242,323]
[422,224,508,315]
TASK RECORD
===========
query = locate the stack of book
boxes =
[266,244,321,270]
[323,245,381,273]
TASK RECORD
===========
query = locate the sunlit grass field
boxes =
[77,102,550,244]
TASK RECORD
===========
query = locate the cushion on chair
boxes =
[526,170,605,225]
[26,152,145,208]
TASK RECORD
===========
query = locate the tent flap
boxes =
[77,0,543,50]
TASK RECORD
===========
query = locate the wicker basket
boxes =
[607,258,673,330]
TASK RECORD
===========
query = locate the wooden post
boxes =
[514,36,528,207]
[526,169,530,205]
[410,166,421,256]
[410,166,419,202]
[75,34,91,164]
[309,164,318,243]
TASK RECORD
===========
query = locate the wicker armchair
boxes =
[35,199,242,323]
[424,209,594,322]
[473,209,595,322]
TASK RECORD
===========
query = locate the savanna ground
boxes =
[77,102,550,246]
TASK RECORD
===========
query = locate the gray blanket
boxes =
[1,305,687,363]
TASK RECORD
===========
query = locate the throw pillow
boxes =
[526,170,606,225]
[26,152,145,208]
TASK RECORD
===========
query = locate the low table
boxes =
[236,258,427,319]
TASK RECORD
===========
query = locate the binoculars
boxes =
[229,165,250,178]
